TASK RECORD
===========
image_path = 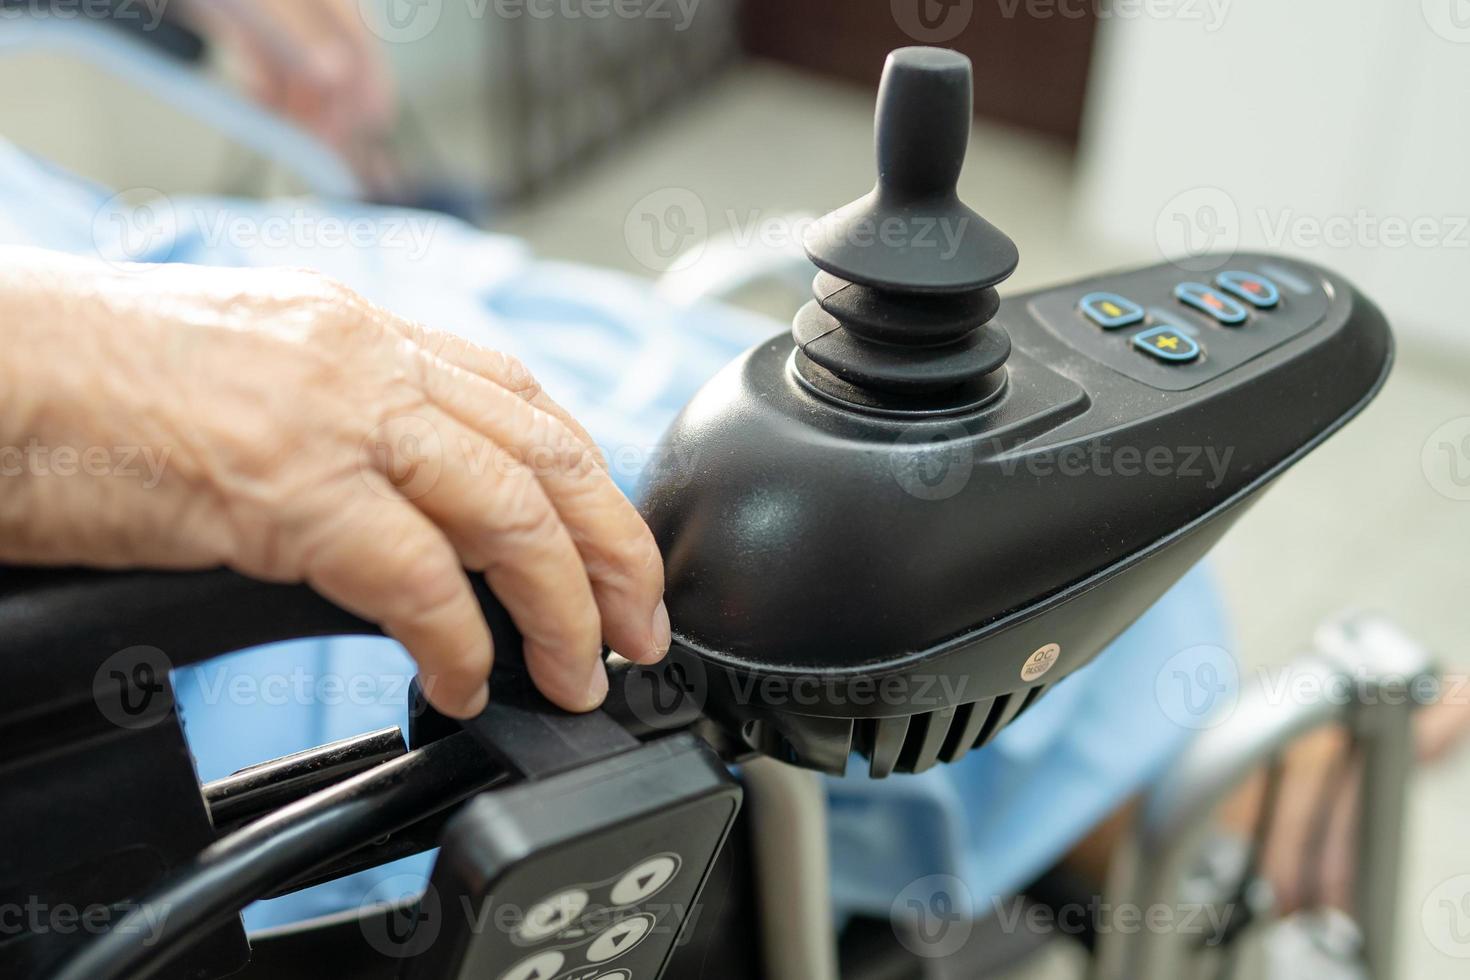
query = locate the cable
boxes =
[49,732,502,980]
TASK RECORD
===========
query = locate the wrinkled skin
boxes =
[0,247,671,717]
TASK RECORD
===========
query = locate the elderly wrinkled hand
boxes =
[0,247,671,718]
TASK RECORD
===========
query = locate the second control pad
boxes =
[406,735,740,980]
[1028,256,1331,391]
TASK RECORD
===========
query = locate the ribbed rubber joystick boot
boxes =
[792,47,1019,414]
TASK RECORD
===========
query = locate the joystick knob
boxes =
[793,47,1018,412]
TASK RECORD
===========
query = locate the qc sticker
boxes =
[1020,643,1061,682]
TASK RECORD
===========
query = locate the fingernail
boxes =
[456,682,489,718]
[650,600,672,658]
[583,659,610,710]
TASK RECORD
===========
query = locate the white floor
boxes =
[493,61,1470,980]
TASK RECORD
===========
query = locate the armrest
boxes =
[0,566,520,718]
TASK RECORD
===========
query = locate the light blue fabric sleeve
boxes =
[0,139,1223,931]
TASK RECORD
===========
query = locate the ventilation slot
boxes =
[852,684,1054,777]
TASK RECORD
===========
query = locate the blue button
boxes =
[1080,292,1145,329]
[1216,271,1280,309]
[1175,283,1249,325]
[1133,326,1202,364]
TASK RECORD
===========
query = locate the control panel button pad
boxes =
[1217,270,1281,308]
[1026,259,1330,391]
[1133,326,1202,363]
[1175,282,1249,324]
[1079,291,1146,329]
[407,738,739,980]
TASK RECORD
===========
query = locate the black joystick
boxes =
[793,47,1018,413]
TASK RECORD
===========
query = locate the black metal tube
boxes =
[50,732,501,980]
[203,727,407,830]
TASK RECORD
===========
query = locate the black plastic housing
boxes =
[638,253,1393,776]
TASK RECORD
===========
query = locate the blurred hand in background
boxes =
[173,0,401,194]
